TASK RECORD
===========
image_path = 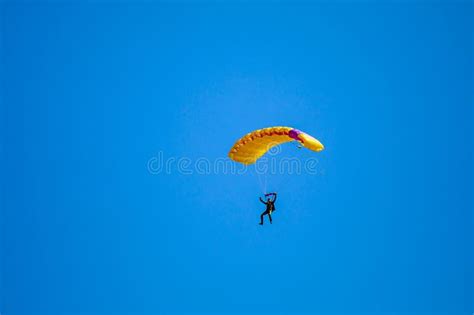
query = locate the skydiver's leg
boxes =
[268,212,272,224]
[259,210,268,225]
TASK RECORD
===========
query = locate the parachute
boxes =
[228,126,324,165]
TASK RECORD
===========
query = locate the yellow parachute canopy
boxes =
[228,126,324,165]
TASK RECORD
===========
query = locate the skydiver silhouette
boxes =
[259,192,277,225]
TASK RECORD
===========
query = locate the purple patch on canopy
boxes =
[288,129,302,140]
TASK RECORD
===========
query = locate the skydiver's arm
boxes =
[271,192,277,202]
[259,197,267,204]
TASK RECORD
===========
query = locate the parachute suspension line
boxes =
[254,162,269,195]
[263,166,268,195]
[259,159,268,195]
[254,166,265,194]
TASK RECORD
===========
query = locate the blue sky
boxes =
[1,2,473,315]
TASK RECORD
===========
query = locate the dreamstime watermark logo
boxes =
[147,144,323,176]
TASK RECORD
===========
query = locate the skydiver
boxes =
[259,192,277,225]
